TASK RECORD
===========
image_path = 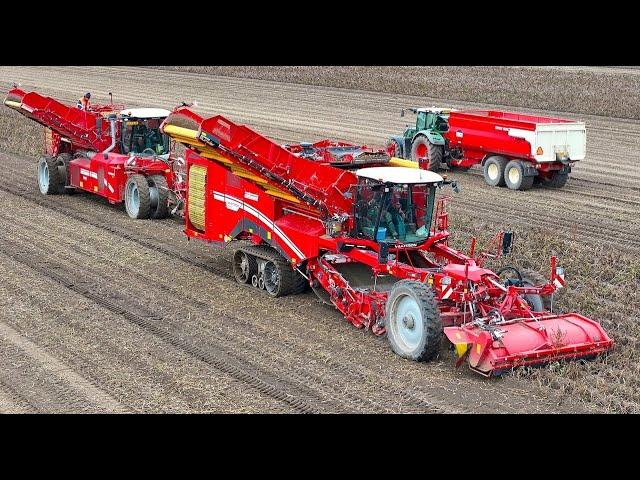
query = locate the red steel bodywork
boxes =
[163,106,613,376]
[5,88,175,204]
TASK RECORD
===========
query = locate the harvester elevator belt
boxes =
[188,164,207,231]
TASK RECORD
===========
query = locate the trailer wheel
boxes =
[483,156,508,187]
[504,160,534,191]
[233,250,258,284]
[543,172,569,189]
[37,155,62,195]
[147,175,169,219]
[124,174,151,219]
[385,280,443,361]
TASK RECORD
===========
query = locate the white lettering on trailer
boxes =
[212,191,306,260]
[244,192,259,202]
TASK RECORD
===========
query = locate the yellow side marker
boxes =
[476,344,481,354]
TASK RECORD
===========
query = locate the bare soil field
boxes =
[152,65,640,120]
[0,66,638,413]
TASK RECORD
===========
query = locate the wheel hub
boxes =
[508,167,520,184]
[488,163,499,180]
[402,314,415,330]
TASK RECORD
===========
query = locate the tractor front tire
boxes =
[504,160,534,191]
[483,156,508,187]
[147,175,169,219]
[37,155,62,195]
[411,136,443,171]
[124,174,151,219]
[385,280,443,362]
[386,139,403,159]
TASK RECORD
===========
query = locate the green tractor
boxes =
[386,107,462,171]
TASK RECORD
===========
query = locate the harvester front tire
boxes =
[37,155,62,195]
[544,172,569,189]
[385,280,443,362]
[124,174,151,219]
[483,156,508,187]
[504,160,534,191]
[147,175,169,219]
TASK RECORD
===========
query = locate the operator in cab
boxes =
[77,92,91,111]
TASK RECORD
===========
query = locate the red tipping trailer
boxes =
[388,107,586,190]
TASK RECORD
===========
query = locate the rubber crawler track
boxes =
[0,237,324,414]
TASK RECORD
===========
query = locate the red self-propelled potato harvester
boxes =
[4,87,184,219]
[160,105,612,376]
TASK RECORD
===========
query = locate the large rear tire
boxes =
[483,156,508,187]
[147,174,169,219]
[56,153,73,193]
[124,174,151,219]
[385,280,443,361]
[543,171,569,188]
[411,136,443,171]
[37,155,62,195]
[504,160,534,191]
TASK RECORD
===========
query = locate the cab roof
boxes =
[120,108,171,119]
[356,167,444,184]
[414,106,457,114]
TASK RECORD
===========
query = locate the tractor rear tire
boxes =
[544,172,569,189]
[483,156,508,187]
[124,174,151,219]
[411,136,443,171]
[147,175,169,219]
[37,155,63,195]
[504,160,534,191]
[385,280,443,362]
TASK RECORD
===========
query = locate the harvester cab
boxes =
[353,167,443,246]
[119,108,172,159]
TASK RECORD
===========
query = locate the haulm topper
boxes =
[387,107,586,190]
[161,105,612,376]
[4,87,183,219]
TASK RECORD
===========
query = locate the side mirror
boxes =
[452,181,460,194]
[502,231,513,255]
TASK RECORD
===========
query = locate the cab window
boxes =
[121,118,170,156]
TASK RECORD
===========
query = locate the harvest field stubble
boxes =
[0,66,638,414]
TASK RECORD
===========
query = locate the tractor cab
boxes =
[353,167,443,245]
[120,108,172,158]
[403,107,455,139]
